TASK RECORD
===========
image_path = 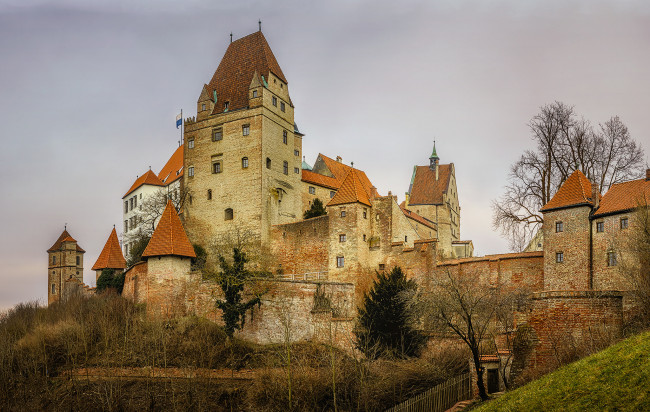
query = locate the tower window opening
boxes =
[225,208,234,221]
[266,158,272,169]
[242,124,250,136]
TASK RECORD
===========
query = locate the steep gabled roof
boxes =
[303,154,376,196]
[327,169,372,207]
[92,228,126,270]
[47,229,85,253]
[158,145,184,185]
[399,203,436,230]
[123,170,164,199]
[408,164,452,205]
[592,177,650,218]
[142,200,196,258]
[540,170,595,212]
[206,31,288,114]
[301,169,340,190]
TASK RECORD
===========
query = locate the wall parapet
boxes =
[532,290,624,300]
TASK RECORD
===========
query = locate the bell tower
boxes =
[47,227,85,305]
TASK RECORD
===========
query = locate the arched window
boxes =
[266,157,271,169]
[225,208,234,220]
[207,189,212,200]
[242,157,249,168]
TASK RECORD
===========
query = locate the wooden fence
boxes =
[385,372,472,412]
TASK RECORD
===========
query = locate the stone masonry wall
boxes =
[270,215,330,276]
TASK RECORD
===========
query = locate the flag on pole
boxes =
[176,112,182,129]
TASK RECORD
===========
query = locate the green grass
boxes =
[474,330,650,411]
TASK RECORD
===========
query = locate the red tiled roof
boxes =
[123,170,164,199]
[158,145,184,185]
[328,169,372,207]
[207,31,288,114]
[47,229,85,253]
[399,204,436,230]
[303,154,376,197]
[593,178,650,217]
[437,251,543,266]
[92,228,126,270]
[408,164,451,205]
[540,170,595,212]
[142,200,196,258]
[301,169,340,190]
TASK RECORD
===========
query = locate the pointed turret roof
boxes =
[92,228,126,270]
[48,229,85,253]
[158,145,184,185]
[430,141,439,160]
[206,31,289,114]
[123,169,164,198]
[327,169,372,207]
[142,200,196,258]
[540,170,596,212]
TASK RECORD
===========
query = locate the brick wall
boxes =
[270,215,330,275]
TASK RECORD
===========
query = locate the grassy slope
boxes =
[475,330,650,411]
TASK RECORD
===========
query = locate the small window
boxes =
[340,210,346,218]
[363,234,367,241]
[224,101,229,111]
[280,102,285,112]
[339,234,347,242]
[336,256,344,268]
[242,157,249,168]
[294,167,300,174]
[134,196,137,207]
[212,127,223,141]
[188,166,194,177]
[607,251,617,267]
[596,221,604,233]
[620,218,628,229]
[189,195,192,205]
[225,208,233,220]
[330,191,335,198]
[283,161,288,175]
[52,255,56,264]
[555,221,563,233]
[252,90,258,98]
[272,96,277,106]
[556,252,564,263]
[294,149,299,156]
[266,158,271,169]
[309,186,315,195]
[76,256,80,266]
[207,189,212,200]
[242,124,250,136]
[52,284,56,295]
[201,103,206,111]
[363,209,367,219]
[378,263,385,271]
[124,220,128,232]
[124,201,128,213]
[212,161,222,174]
[188,138,194,149]
[283,130,288,144]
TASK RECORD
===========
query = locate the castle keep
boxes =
[48,30,650,382]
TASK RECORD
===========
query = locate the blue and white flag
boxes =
[176,113,182,129]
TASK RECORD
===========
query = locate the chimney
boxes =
[646,168,650,181]
[591,182,600,209]
[435,164,439,181]
[404,192,410,207]
[336,156,342,163]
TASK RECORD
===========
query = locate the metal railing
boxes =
[385,372,472,412]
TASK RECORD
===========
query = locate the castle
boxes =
[47,30,650,387]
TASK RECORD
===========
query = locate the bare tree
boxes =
[493,102,644,251]
[621,196,650,328]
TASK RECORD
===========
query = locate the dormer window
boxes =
[252,90,258,98]
[224,101,229,111]
[202,103,206,111]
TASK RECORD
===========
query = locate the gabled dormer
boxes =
[197,84,215,121]
[249,71,263,109]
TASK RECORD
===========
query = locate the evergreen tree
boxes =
[355,266,426,359]
[303,198,327,219]
[96,269,125,294]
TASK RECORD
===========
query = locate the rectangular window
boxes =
[294,149,300,156]
[224,101,229,111]
[379,263,385,271]
[124,220,128,232]
[212,127,223,141]
[76,256,80,266]
[283,161,288,175]
[340,210,346,217]
[283,130,288,144]
[339,234,346,242]
[556,252,564,263]
[188,138,194,149]
[336,256,344,268]
[294,167,300,174]
[620,218,628,229]
[201,103,206,111]
[134,196,137,208]
[280,102,286,112]
[363,234,367,241]
[242,157,249,168]
[129,198,133,210]
[52,255,56,264]
[608,251,617,266]
[242,124,250,136]
[252,90,258,98]
[555,221,563,233]
[266,157,272,169]
[309,186,315,195]
[212,161,222,174]
[596,221,604,233]
[188,166,194,177]
[330,191,335,198]
[124,201,128,213]
[363,209,367,219]
[52,284,56,295]
[272,96,277,106]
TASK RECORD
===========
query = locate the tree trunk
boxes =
[472,349,489,401]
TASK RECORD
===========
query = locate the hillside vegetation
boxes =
[0,294,467,411]
[475,330,650,411]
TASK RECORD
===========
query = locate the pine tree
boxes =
[303,198,327,219]
[355,266,426,359]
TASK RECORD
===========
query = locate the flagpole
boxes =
[180,109,183,145]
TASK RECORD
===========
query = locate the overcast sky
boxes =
[1,0,649,310]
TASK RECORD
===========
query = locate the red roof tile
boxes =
[540,170,595,212]
[142,200,196,258]
[592,178,650,217]
[408,165,451,205]
[303,154,376,197]
[92,228,126,270]
[123,170,164,199]
[158,145,184,185]
[301,169,340,190]
[47,229,85,253]
[207,31,288,114]
[399,204,436,230]
[327,169,372,207]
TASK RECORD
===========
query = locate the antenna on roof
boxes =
[149,166,151,170]
[178,140,181,147]
[351,161,354,168]
[259,19,262,32]
[64,223,67,231]
[230,32,233,43]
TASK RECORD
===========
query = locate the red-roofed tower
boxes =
[92,227,127,281]
[183,31,303,249]
[47,227,85,305]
